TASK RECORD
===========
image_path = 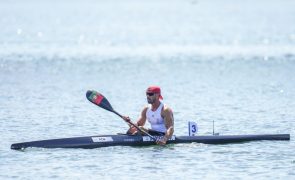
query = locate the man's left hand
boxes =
[156,136,168,145]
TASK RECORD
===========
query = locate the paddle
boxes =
[86,90,157,141]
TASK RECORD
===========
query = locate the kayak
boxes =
[11,91,290,150]
[11,133,290,150]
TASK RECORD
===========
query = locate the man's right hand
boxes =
[122,116,131,123]
[126,126,138,135]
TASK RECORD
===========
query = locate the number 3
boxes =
[191,125,196,133]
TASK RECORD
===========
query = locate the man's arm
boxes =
[157,105,174,145]
[122,106,147,125]
[136,106,148,126]
[124,106,148,134]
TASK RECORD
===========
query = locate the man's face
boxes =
[146,92,157,104]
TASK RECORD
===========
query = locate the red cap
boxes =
[146,86,163,100]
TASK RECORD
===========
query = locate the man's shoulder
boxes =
[142,105,149,112]
[162,104,173,113]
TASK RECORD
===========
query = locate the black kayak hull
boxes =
[11,134,290,150]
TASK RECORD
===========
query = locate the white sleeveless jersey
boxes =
[146,102,166,133]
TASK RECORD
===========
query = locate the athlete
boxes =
[123,86,174,145]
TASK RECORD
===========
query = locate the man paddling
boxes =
[123,86,174,145]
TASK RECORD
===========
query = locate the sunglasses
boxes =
[146,92,155,96]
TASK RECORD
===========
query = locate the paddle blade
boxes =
[86,90,114,112]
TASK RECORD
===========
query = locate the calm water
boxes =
[1,0,295,179]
